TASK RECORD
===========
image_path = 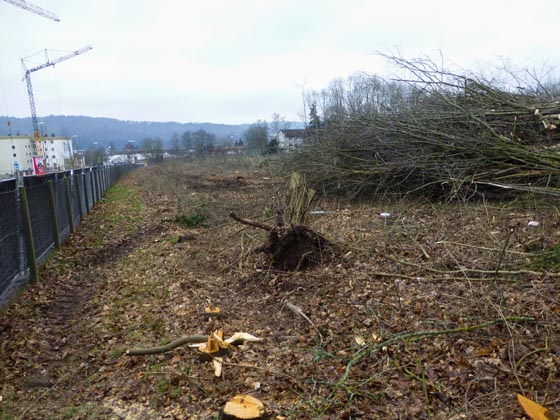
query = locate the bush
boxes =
[173,210,207,229]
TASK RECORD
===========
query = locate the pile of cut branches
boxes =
[288,56,560,200]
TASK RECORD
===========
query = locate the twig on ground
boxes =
[284,301,324,345]
[495,228,514,273]
[220,361,304,388]
[514,337,549,371]
[435,240,532,256]
[371,248,560,277]
[295,251,313,272]
[370,271,519,282]
[337,316,535,386]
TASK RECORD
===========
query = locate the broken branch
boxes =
[126,335,208,356]
[229,211,275,231]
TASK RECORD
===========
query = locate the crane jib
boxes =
[2,0,60,22]
[20,46,93,142]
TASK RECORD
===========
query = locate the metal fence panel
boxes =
[84,171,94,212]
[53,177,71,243]
[24,178,55,263]
[91,168,98,204]
[0,164,132,308]
[80,174,87,216]
[70,175,81,227]
[0,182,22,295]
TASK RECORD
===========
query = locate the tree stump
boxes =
[221,394,268,420]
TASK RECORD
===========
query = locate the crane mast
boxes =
[2,0,59,21]
[21,46,92,140]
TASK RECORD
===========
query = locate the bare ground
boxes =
[0,158,559,419]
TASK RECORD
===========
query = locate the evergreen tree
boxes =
[308,102,322,129]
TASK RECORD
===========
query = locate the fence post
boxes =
[75,173,84,220]
[47,180,61,251]
[19,187,38,283]
[96,170,101,200]
[100,168,105,195]
[64,177,75,233]
[91,169,97,205]
[101,167,106,194]
[94,169,99,202]
[98,169,104,198]
[92,169,97,202]
[83,173,90,213]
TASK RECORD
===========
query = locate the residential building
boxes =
[277,129,307,150]
[0,136,35,176]
[35,136,74,170]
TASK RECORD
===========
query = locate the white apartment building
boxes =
[0,136,35,176]
[35,136,74,171]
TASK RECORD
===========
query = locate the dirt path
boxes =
[0,180,168,419]
[1,162,559,419]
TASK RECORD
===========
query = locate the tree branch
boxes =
[229,211,275,231]
[126,335,208,356]
[337,316,534,386]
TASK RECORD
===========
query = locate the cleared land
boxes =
[0,157,559,419]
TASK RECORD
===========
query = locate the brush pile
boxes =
[288,57,560,200]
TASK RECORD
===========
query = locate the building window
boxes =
[52,155,56,159]
[11,145,15,149]
[13,153,16,157]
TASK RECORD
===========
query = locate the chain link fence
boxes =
[0,164,135,309]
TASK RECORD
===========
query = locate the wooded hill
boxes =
[0,115,252,150]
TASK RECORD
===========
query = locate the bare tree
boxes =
[141,137,164,161]
[270,113,291,136]
[244,121,269,155]
[169,132,182,157]
[192,129,216,154]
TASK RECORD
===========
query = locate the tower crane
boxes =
[21,45,92,141]
[2,0,60,21]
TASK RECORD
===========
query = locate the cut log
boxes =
[221,394,268,420]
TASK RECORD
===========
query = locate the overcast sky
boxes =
[0,0,558,125]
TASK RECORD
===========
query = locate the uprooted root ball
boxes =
[257,225,331,271]
[230,212,333,271]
